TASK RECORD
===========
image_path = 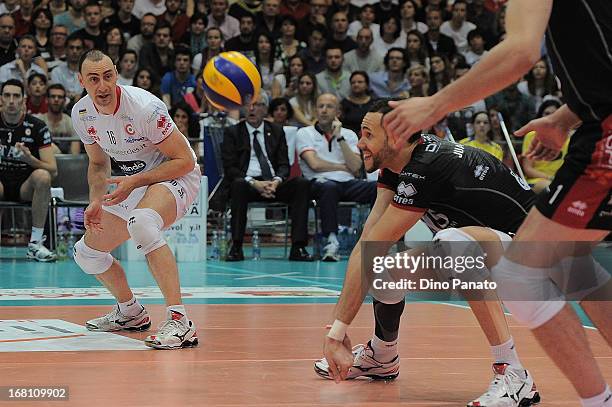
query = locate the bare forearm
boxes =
[88,163,110,202]
[339,142,362,174]
[334,245,368,324]
[130,157,195,188]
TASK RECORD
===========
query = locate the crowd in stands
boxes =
[0,0,568,261]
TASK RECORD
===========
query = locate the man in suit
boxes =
[221,93,313,262]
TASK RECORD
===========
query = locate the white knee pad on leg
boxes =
[127,208,166,255]
[74,238,114,275]
[430,228,488,281]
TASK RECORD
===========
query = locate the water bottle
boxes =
[67,232,76,259]
[219,228,228,260]
[252,230,261,260]
[210,230,220,260]
[56,233,68,260]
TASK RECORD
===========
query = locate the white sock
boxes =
[491,337,523,369]
[581,385,612,407]
[118,296,143,317]
[328,233,339,245]
[30,227,44,243]
[167,305,188,322]
[370,334,398,363]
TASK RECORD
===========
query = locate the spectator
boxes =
[0,79,57,262]
[256,0,282,39]
[280,0,309,21]
[440,0,476,54]
[161,47,197,108]
[400,0,427,35]
[405,29,430,70]
[466,0,496,48]
[271,54,305,99]
[521,98,568,194]
[139,20,174,77]
[192,27,224,75]
[99,0,115,20]
[315,47,351,100]
[30,8,53,62]
[326,11,357,54]
[374,0,399,26]
[275,15,305,70]
[344,27,383,74]
[369,48,410,98]
[117,49,138,85]
[0,35,47,84]
[459,111,504,161]
[74,2,105,50]
[207,0,240,41]
[517,58,560,112]
[326,0,358,25]
[48,24,69,72]
[373,15,404,54]
[485,82,536,133]
[132,0,166,19]
[297,0,327,42]
[493,5,506,43]
[225,14,257,60]
[255,32,283,97]
[134,67,160,96]
[340,71,376,135]
[103,0,141,41]
[428,52,451,95]
[347,4,379,41]
[35,84,79,155]
[53,0,87,35]
[425,7,456,59]
[0,13,18,67]
[127,13,157,56]
[289,72,318,127]
[268,97,295,126]
[298,24,326,75]
[170,101,201,162]
[158,0,190,43]
[179,13,208,58]
[221,92,313,262]
[26,73,48,115]
[407,64,429,97]
[297,93,376,261]
[446,61,487,139]
[0,0,20,15]
[104,26,126,64]
[13,0,34,37]
[50,34,84,106]
[229,0,262,21]
[49,0,69,16]
[463,29,488,66]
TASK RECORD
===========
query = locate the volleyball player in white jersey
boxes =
[71,50,200,350]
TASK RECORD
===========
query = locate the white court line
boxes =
[234,272,301,281]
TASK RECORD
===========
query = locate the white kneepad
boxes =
[429,228,488,281]
[127,208,166,255]
[73,238,114,275]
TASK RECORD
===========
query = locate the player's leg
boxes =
[20,169,56,261]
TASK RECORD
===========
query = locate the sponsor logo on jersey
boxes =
[157,115,167,129]
[78,109,87,115]
[125,123,136,136]
[120,113,134,122]
[116,160,146,175]
[124,135,146,144]
[567,200,587,217]
[397,181,417,198]
[474,164,489,180]
[81,115,97,122]
[104,143,147,155]
[400,172,425,180]
[21,137,34,143]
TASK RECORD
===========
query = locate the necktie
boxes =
[252,130,273,180]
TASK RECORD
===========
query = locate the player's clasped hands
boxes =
[103,176,138,206]
[323,335,354,383]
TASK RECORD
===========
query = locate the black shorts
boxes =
[536,116,612,230]
[0,172,31,202]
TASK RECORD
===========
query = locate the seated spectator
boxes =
[0,35,47,84]
[343,27,383,74]
[117,49,138,85]
[405,29,430,70]
[373,15,405,54]
[31,8,53,63]
[207,0,240,41]
[14,0,34,37]
[48,24,69,72]
[221,92,313,262]
[315,47,351,100]
[170,101,201,163]
[340,71,376,135]
[0,14,18,67]
[0,79,57,262]
[297,0,327,42]
[425,7,456,59]
[104,26,126,64]
[275,15,306,70]
[35,84,80,155]
[127,13,157,56]
[326,0,358,25]
[517,58,560,112]
[400,0,428,35]
[50,0,69,16]
[161,47,197,108]
[0,0,20,17]
[369,48,410,98]
[134,67,161,97]
[139,20,174,77]
[26,73,48,115]
[374,0,399,26]
[53,0,86,35]
[132,0,166,19]
[297,93,376,261]
[268,97,295,126]
[228,0,262,21]
[485,82,536,133]
[50,34,84,106]
[467,0,496,47]
[103,0,141,41]
[428,52,452,95]
[73,1,105,50]
[192,27,224,75]
[462,29,488,66]
[440,0,476,54]
[280,0,309,21]
[407,64,429,97]
[255,0,282,39]
[179,13,208,58]
[297,24,327,75]
[224,14,257,60]
[347,4,379,41]
[255,32,283,97]
[521,98,569,194]
[158,0,189,43]
[326,11,357,54]
[289,72,318,127]
[271,54,305,99]
[459,111,504,161]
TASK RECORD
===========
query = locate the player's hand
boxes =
[383,97,445,150]
[515,116,569,161]
[15,142,34,164]
[102,176,138,206]
[323,335,354,383]
[84,200,104,233]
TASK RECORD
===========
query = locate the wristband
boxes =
[326,319,348,341]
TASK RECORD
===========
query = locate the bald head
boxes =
[316,93,339,127]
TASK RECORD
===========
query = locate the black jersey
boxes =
[546,0,612,123]
[0,114,52,179]
[377,136,537,234]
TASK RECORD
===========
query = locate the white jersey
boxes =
[71,85,196,176]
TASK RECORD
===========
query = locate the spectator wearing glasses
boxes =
[127,13,157,56]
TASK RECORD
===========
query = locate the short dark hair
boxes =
[384,47,408,71]
[368,98,422,143]
[47,83,67,97]
[310,23,328,38]
[66,33,84,46]
[155,20,172,33]
[467,28,484,43]
[1,79,25,96]
[174,46,192,63]
[27,72,47,85]
[350,70,370,86]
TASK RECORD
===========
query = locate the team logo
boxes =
[397,181,417,198]
[125,123,135,136]
[87,126,97,135]
[474,165,490,180]
[116,160,146,175]
[157,115,167,129]
[25,128,31,136]
[568,201,587,217]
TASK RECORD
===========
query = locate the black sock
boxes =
[373,299,405,342]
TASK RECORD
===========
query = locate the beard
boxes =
[365,138,394,173]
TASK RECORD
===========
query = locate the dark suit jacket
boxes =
[426,33,457,59]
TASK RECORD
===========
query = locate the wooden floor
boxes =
[0,303,610,406]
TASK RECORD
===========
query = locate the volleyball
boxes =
[202,51,262,111]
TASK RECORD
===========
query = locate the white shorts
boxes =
[103,166,201,226]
